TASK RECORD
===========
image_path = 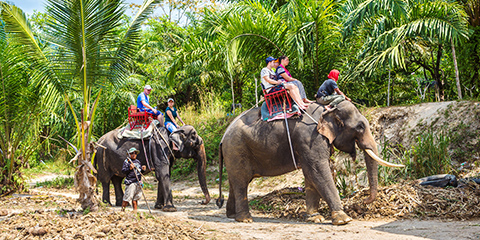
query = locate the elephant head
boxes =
[169,125,211,204]
[317,101,403,204]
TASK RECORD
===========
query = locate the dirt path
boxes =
[22,173,480,240]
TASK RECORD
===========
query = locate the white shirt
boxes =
[260,67,276,90]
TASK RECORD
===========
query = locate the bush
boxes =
[173,92,237,177]
[409,131,452,178]
[378,131,452,186]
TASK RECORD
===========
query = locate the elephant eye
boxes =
[356,122,365,131]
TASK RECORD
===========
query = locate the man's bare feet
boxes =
[325,105,332,110]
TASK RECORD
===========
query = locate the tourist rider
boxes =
[261,56,308,109]
[164,98,185,133]
[315,69,351,110]
[137,85,163,123]
[276,56,314,104]
[121,147,146,212]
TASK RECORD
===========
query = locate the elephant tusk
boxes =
[365,149,405,168]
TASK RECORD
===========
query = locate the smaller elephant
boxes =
[95,124,210,211]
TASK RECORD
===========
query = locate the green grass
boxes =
[22,154,75,180]
[377,131,452,186]
[35,176,75,189]
[172,93,237,179]
[334,130,454,194]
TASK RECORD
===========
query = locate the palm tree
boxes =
[1,0,158,211]
[342,0,470,101]
[0,19,42,195]
[283,0,340,87]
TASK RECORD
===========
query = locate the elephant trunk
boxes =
[358,129,379,204]
[363,147,378,204]
[196,143,211,204]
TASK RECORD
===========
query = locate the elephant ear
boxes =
[317,109,343,145]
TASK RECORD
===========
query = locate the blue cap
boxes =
[266,56,277,65]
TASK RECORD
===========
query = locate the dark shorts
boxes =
[268,85,284,93]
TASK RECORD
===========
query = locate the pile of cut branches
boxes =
[250,181,480,221]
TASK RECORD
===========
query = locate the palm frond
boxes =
[109,0,159,86]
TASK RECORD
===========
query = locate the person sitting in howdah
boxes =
[315,69,351,110]
[164,98,185,133]
[261,56,308,110]
[275,55,314,104]
[137,84,163,123]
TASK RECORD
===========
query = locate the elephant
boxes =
[95,124,210,211]
[216,101,402,224]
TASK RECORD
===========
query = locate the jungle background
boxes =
[0,0,479,204]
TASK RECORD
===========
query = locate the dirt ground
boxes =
[0,171,476,240]
[2,101,480,239]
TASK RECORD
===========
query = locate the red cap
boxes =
[328,69,340,81]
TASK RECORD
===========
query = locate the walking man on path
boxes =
[121,147,146,212]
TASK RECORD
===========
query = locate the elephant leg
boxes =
[155,164,176,212]
[302,158,351,225]
[100,176,112,206]
[112,175,124,206]
[155,182,165,209]
[231,178,252,223]
[304,178,325,223]
[226,181,236,219]
[305,177,321,215]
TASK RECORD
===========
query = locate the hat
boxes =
[128,147,140,154]
[265,56,277,65]
[328,69,340,81]
[144,85,152,90]
[167,98,174,102]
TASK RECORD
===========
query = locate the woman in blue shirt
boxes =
[165,98,185,132]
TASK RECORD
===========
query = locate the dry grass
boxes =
[0,194,226,239]
[250,181,480,221]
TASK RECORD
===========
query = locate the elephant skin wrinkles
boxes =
[217,101,391,225]
[94,124,210,210]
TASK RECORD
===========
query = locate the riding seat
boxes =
[127,105,152,130]
[262,83,293,116]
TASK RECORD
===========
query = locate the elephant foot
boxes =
[162,205,177,212]
[103,200,113,207]
[226,213,236,219]
[331,210,352,225]
[235,212,253,223]
[235,217,253,223]
[305,213,325,223]
[154,203,164,210]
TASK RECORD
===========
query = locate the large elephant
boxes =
[95,124,210,211]
[216,101,402,224]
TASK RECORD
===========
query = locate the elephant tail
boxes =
[216,142,224,208]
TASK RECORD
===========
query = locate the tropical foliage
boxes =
[0,0,479,202]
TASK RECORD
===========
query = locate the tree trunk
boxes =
[75,119,98,212]
[451,40,462,99]
[313,22,319,88]
[433,45,445,101]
